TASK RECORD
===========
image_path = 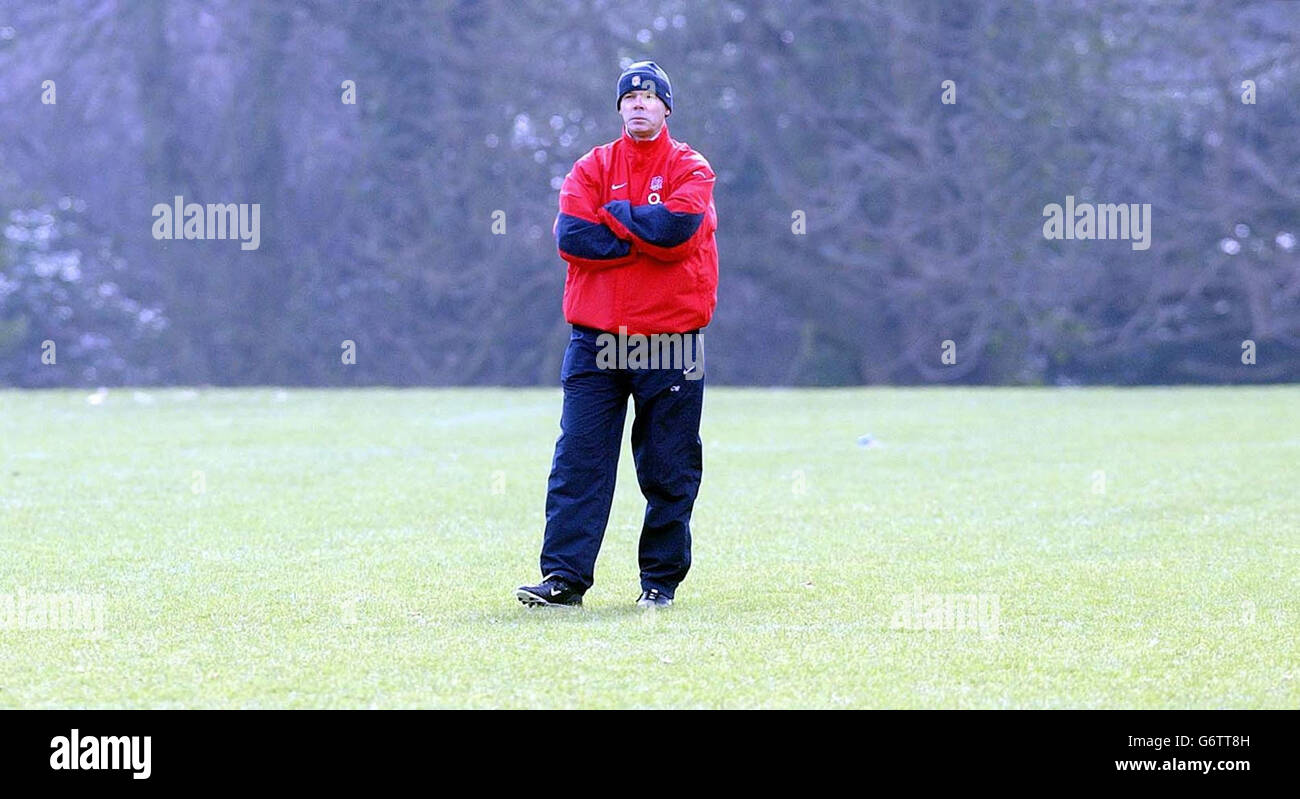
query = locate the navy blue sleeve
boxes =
[555,212,632,260]
[600,200,704,248]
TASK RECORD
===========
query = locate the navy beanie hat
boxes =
[616,61,673,113]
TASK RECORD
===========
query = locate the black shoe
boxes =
[636,588,673,609]
[516,574,583,608]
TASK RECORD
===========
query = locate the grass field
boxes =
[1,386,1297,708]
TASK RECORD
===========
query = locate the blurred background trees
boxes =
[1,0,1296,386]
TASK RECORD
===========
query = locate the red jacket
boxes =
[553,122,718,335]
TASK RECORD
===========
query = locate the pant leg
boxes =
[629,332,705,597]
[540,327,630,592]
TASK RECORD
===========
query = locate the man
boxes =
[516,61,719,609]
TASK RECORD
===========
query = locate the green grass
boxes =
[1,386,1297,708]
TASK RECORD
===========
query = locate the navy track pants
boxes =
[539,324,704,598]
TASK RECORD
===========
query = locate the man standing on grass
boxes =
[516,61,719,609]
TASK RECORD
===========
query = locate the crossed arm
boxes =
[554,152,715,270]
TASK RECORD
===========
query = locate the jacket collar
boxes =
[620,121,672,159]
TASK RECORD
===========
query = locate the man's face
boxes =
[619,88,670,140]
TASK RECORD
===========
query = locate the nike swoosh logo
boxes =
[611,182,627,190]
[550,588,562,596]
